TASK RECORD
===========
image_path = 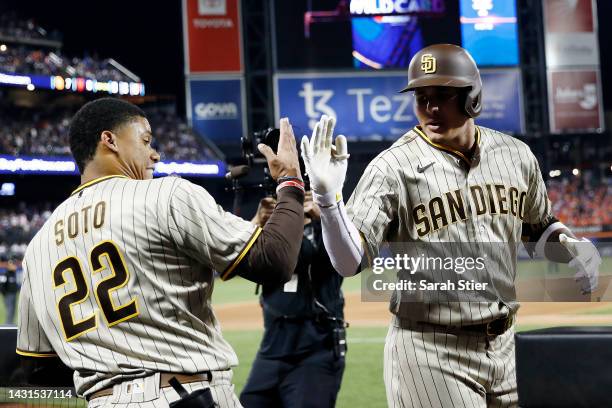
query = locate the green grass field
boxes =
[0,296,14,325]
[1,256,610,406]
[223,323,561,408]
[0,322,579,407]
[211,257,612,306]
[224,326,388,408]
[1,257,609,321]
[212,258,612,408]
[211,274,364,305]
[211,277,387,406]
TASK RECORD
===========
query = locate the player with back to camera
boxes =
[301,44,602,407]
[16,97,307,407]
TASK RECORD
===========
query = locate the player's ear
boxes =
[100,130,119,153]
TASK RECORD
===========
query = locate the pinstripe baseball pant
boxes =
[384,316,518,408]
[87,370,242,408]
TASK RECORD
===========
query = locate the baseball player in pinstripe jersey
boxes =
[301,44,602,407]
[16,98,307,407]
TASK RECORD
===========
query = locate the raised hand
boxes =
[300,115,349,202]
[258,118,302,181]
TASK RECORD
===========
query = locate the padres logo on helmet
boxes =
[420,54,436,74]
[400,44,483,118]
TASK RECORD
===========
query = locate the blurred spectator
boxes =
[147,109,218,162]
[0,257,19,324]
[547,177,612,229]
[0,106,218,161]
[1,14,128,81]
[0,108,72,156]
[0,203,53,260]
[0,12,60,41]
[0,45,130,82]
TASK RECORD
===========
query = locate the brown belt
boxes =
[465,315,515,336]
[88,372,212,401]
[399,315,515,337]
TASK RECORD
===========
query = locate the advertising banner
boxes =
[183,0,242,73]
[459,0,519,66]
[543,0,599,67]
[548,69,603,133]
[479,70,524,134]
[274,69,524,141]
[188,77,246,144]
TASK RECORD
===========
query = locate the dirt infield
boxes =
[216,293,612,330]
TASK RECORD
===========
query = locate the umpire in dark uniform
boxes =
[240,190,346,408]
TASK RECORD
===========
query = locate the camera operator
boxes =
[239,190,347,408]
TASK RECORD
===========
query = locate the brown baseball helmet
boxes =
[400,44,483,118]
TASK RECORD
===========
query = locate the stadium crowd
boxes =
[0,177,609,261]
[548,177,612,229]
[1,14,133,82]
[147,108,218,162]
[0,203,52,260]
[0,12,59,41]
[0,45,131,82]
[0,107,217,162]
[0,108,72,156]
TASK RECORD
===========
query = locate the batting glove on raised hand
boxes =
[300,115,349,206]
[559,233,601,294]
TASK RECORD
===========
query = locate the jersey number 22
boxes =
[53,241,139,341]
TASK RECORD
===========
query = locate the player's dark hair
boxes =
[69,97,146,173]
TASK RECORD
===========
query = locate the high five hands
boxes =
[300,115,349,204]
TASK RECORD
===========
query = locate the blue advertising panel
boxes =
[188,77,245,145]
[274,70,523,140]
[276,72,411,141]
[460,0,519,66]
[479,70,524,133]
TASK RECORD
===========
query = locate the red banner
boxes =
[543,0,599,67]
[544,0,594,33]
[183,0,242,73]
[548,69,603,133]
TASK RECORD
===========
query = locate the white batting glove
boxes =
[559,233,601,294]
[300,115,349,207]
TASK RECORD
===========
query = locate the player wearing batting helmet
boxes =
[301,44,601,407]
[16,97,307,407]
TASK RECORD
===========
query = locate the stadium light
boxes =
[0,183,15,196]
[0,155,224,177]
[572,168,580,176]
[0,73,145,96]
[0,44,6,52]
[26,84,35,91]
[549,170,561,178]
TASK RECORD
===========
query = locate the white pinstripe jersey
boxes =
[17,175,260,397]
[347,126,554,326]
